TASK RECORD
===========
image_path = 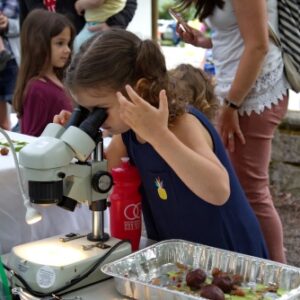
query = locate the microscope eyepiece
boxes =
[65,105,90,128]
[79,108,107,142]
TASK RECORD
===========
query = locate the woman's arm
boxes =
[106,0,137,28]
[117,86,230,206]
[75,0,105,13]
[227,0,269,105]
[219,0,269,152]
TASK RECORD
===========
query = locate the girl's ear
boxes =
[134,78,150,98]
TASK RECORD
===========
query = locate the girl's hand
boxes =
[218,107,245,152]
[117,85,169,144]
[53,110,72,126]
[176,23,212,48]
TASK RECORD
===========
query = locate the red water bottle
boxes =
[109,157,142,251]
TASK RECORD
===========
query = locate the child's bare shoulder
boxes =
[173,112,206,133]
[172,113,212,149]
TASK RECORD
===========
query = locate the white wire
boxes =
[11,287,40,300]
[0,128,34,214]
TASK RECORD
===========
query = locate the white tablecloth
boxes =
[0,131,110,254]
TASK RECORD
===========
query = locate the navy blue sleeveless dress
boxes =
[122,107,268,258]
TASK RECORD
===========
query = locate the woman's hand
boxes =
[117,85,169,144]
[176,23,212,48]
[53,110,72,126]
[218,107,245,152]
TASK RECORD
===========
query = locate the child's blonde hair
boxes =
[169,64,219,121]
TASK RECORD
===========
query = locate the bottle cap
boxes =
[111,157,141,183]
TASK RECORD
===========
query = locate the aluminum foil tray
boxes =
[101,239,300,300]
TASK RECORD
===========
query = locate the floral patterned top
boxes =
[206,0,290,116]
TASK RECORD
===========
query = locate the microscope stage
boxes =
[8,234,131,294]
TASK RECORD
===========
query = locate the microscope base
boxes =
[8,234,132,295]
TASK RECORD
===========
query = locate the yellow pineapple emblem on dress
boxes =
[155,177,167,200]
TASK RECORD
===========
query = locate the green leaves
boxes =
[0,139,28,152]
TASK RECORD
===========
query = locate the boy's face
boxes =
[74,87,130,135]
[51,27,71,68]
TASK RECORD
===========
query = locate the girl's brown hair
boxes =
[66,29,185,124]
[13,9,75,117]
[169,64,219,121]
[66,29,217,124]
[176,0,225,21]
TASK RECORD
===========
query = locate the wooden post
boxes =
[152,0,158,41]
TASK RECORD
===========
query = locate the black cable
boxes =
[4,239,130,299]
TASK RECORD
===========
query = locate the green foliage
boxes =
[158,0,197,20]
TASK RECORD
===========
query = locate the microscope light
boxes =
[0,127,43,226]
[25,207,42,224]
[13,241,88,267]
[24,200,42,225]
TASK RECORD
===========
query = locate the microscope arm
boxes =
[18,108,113,240]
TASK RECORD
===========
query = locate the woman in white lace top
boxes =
[177,0,289,263]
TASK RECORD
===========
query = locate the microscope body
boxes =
[19,123,111,207]
[8,109,131,294]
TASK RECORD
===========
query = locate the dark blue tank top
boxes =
[122,107,268,258]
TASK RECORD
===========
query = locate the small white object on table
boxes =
[0,131,111,254]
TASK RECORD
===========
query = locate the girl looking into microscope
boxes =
[54,29,268,259]
[13,9,75,137]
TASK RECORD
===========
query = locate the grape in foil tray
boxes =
[186,268,207,289]
[151,265,288,300]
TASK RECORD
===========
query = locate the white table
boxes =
[0,131,106,255]
[0,131,153,299]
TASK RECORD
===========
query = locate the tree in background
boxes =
[159,0,195,20]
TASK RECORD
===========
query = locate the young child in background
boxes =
[13,9,75,137]
[74,0,126,51]
[169,63,218,121]
[55,29,268,258]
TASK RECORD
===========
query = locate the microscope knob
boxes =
[92,171,113,193]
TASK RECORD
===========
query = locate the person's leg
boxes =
[73,22,98,53]
[230,96,288,263]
